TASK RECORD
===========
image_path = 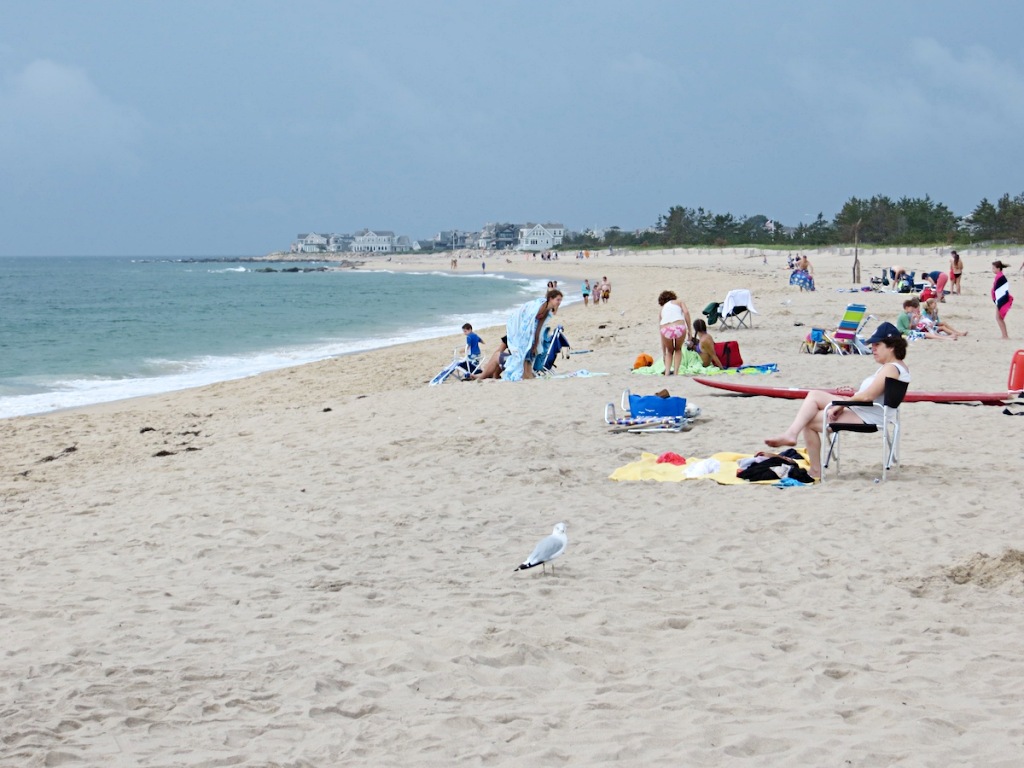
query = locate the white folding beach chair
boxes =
[428,348,482,386]
[718,289,757,329]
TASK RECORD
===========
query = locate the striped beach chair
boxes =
[825,303,874,355]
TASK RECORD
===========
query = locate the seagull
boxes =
[514,522,568,574]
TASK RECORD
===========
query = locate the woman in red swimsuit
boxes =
[949,250,963,295]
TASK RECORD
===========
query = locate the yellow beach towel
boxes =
[609,451,810,485]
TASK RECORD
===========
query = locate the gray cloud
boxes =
[0,59,146,184]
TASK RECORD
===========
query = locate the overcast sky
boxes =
[2,1,1023,256]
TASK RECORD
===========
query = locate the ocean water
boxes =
[0,256,552,418]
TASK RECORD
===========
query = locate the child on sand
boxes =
[462,323,484,362]
[992,261,1013,339]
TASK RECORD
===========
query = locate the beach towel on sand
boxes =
[610,450,812,485]
[632,350,778,376]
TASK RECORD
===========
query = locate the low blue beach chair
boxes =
[533,325,570,373]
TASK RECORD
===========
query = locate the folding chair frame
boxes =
[719,306,753,330]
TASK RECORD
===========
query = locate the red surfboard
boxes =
[692,376,1019,405]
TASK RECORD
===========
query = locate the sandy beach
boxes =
[2,247,1023,767]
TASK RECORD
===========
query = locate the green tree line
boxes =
[562,193,1024,249]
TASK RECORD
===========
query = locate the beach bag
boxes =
[714,340,743,368]
[806,328,831,354]
[628,393,687,418]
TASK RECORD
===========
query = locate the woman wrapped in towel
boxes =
[502,289,563,381]
[992,260,1013,339]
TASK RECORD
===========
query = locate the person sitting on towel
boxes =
[896,297,956,341]
[690,319,724,368]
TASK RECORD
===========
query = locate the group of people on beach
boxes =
[887,252,1015,339]
[581,277,611,307]
[451,247,1019,479]
[461,289,565,382]
[773,250,1019,477]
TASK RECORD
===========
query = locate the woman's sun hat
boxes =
[866,321,902,344]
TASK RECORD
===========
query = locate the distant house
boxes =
[295,232,329,253]
[478,222,520,249]
[352,229,396,253]
[394,235,416,253]
[516,222,565,251]
[328,233,354,252]
[433,230,469,250]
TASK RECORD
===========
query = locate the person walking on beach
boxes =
[582,279,591,307]
[601,276,611,303]
[992,260,1013,339]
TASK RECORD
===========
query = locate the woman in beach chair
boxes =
[764,322,910,480]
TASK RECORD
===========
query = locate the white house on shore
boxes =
[289,220,565,254]
[515,223,565,251]
[294,232,329,253]
[351,229,397,253]
[328,233,354,252]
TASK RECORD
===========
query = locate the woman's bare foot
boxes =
[765,434,797,448]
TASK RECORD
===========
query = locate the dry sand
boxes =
[2,247,1023,767]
